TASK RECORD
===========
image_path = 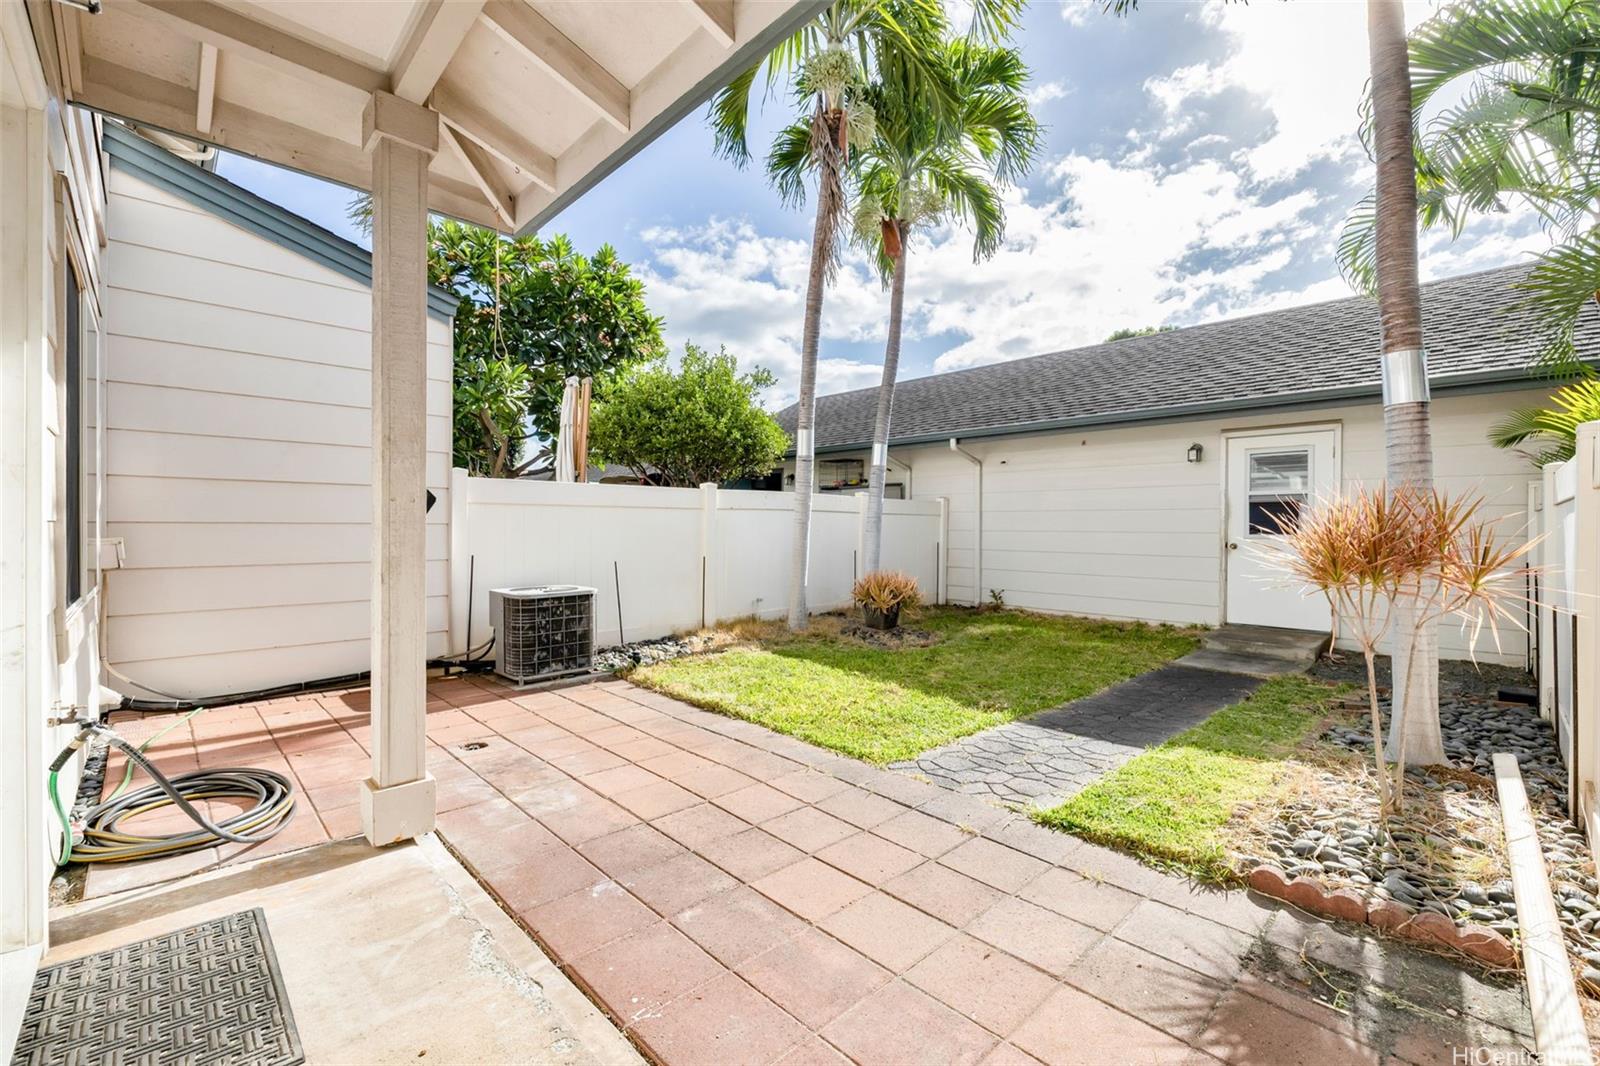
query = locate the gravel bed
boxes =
[1240,655,1600,988]
[593,633,717,673]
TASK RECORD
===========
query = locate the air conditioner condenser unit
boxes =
[490,585,596,684]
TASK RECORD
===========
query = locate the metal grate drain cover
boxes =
[11,908,304,1066]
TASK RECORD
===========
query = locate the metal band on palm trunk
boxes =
[1381,347,1430,406]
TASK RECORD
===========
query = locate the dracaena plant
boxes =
[1272,487,1538,813]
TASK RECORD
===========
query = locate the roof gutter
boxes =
[948,439,982,607]
[792,364,1582,458]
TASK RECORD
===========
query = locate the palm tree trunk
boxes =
[788,110,848,631]
[863,222,907,576]
[788,178,834,631]
[1368,0,1445,766]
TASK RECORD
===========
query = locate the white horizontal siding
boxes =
[854,387,1548,665]
[103,166,452,697]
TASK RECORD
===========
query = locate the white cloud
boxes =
[628,0,1551,407]
[634,219,889,408]
[1025,80,1070,108]
[916,154,1332,373]
[1058,1,1097,27]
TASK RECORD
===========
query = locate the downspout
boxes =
[949,439,982,606]
[889,450,910,499]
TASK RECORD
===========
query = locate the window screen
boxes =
[1246,449,1309,535]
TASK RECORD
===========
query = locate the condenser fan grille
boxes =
[491,586,596,683]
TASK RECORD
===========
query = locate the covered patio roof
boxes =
[18,0,826,849]
[37,0,824,232]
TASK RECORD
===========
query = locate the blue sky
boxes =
[217,0,1546,410]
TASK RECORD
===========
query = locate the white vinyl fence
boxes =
[448,470,947,653]
[1531,421,1599,829]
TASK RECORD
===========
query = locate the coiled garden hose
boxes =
[48,720,296,865]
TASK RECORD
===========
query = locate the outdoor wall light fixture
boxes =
[1187,443,1204,464]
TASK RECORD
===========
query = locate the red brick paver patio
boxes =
[95,675,1536,1065]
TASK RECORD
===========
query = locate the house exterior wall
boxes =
[100,165,453,698]
[785,387,1550,665]
[1,13,109,1047]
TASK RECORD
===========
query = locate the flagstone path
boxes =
[893,664,1263,809]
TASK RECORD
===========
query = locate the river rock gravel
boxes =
[1236,654,1598,990]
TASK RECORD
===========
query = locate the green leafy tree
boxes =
[588,344,790,486]
[1105,325,1177,341]
[851,38,1040,573]
[350,201,664,476]
[428,221,664,475]
[710,0,1020,630]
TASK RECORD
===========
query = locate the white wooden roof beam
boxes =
[440,122,514,228]
[194,42,217,134]
[391,0,485,104]
[77,55,499,228]
[126,0,390,99]
[432,84,556,192]
[478,0,629,133]
[683,0,736,47]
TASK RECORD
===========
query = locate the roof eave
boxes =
[519,0,833,235]
[790,365,1574,458]
[103,122,459,321]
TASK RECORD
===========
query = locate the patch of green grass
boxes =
[629,608,1199,764]
[1033,675,1340,883]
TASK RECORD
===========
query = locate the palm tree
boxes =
[1366,0,1446,765]
[1340,0,1600,372]
[1491,378,1600,465]
[851,41,1040,573]
[709,0,1018,630]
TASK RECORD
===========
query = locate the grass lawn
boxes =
[1033,675,1341,883]
[628,607,1199,764]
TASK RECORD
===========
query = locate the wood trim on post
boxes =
[361,90,438,846]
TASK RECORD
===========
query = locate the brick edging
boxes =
[1246,865,1518,970]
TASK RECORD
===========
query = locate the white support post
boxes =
[361,91,439,847]
[937,496,949,605]
[1540,462,1560,722]
[448,465,470,655]
[698,482,719,629]
[855,490,868,581]
[1574,424,1600,852]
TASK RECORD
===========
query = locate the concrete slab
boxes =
[44,837,641,1066]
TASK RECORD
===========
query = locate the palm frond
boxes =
[1515,227,1600,371]
[1488,378,1600,464]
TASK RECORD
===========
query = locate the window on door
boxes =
[1246,449,1310,535]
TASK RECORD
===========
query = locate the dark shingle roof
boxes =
[780,264,1598,452]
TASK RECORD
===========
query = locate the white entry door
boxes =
[1224,428,1338,630]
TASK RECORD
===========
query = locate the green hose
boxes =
[105,707,205,802]
[48,706,206,865]
[49,770,72,866]
[47,714,295,865]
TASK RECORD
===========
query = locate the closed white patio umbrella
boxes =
[555,376,579,482]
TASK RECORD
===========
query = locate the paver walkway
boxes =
[894,664,1263,808]
[103,674,1539,1065]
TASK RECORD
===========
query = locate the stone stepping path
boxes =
[892,664,1263,809]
